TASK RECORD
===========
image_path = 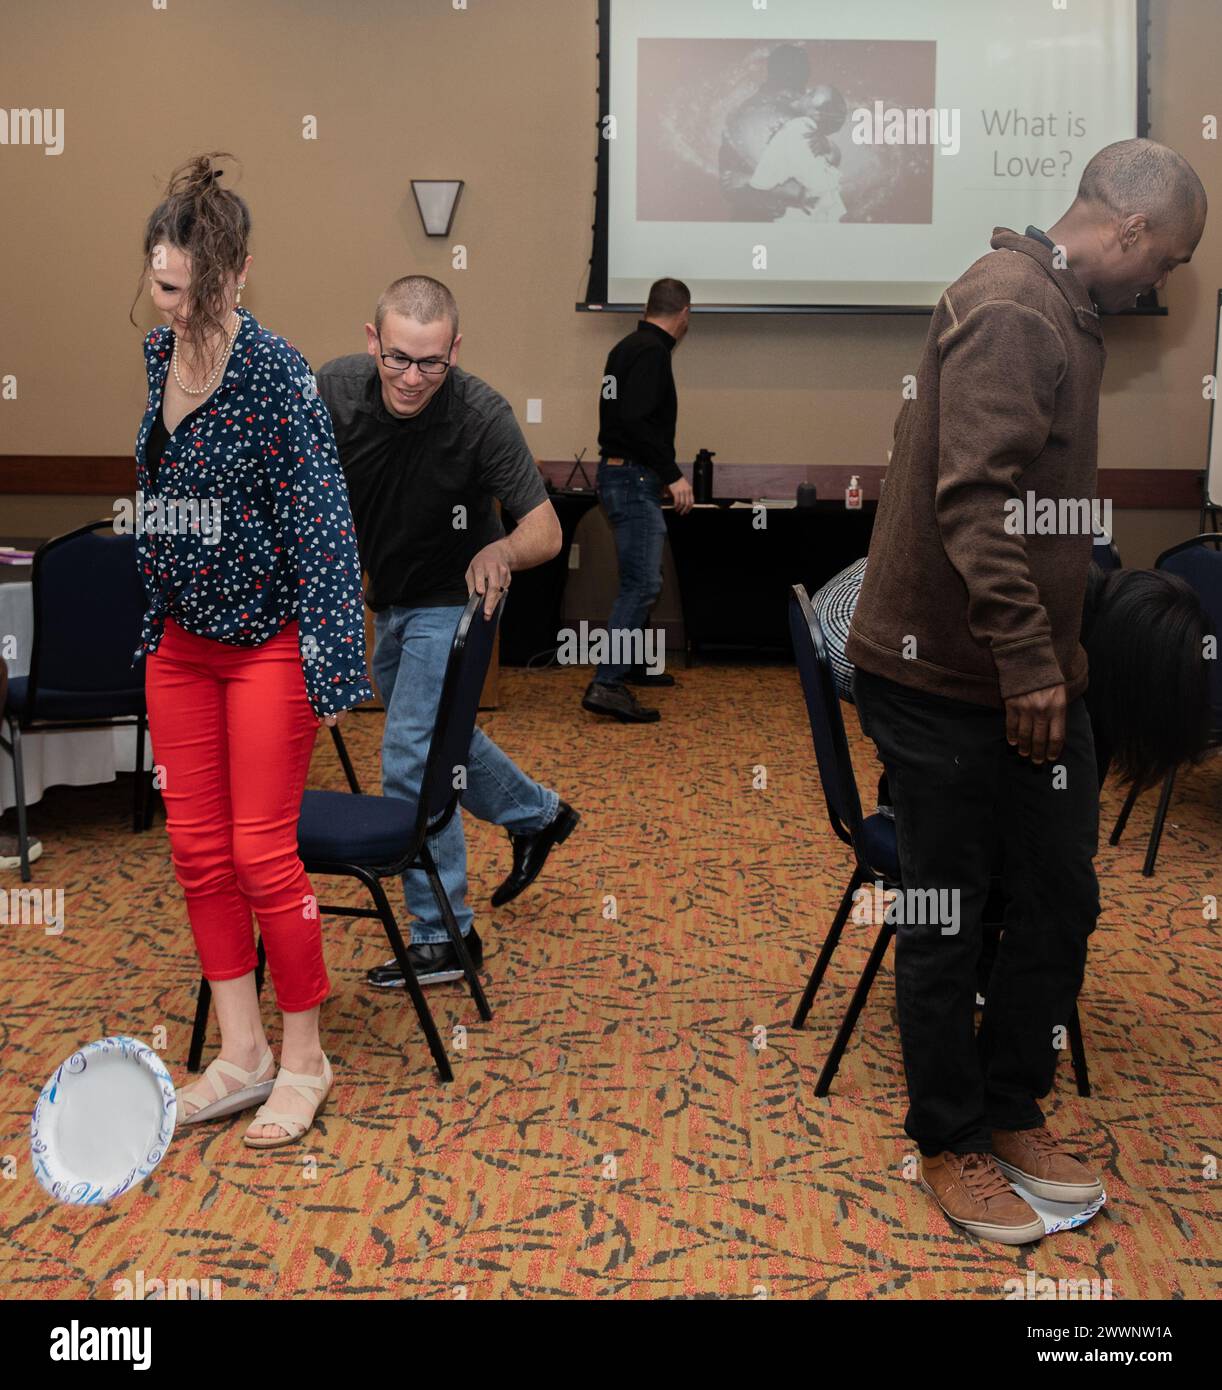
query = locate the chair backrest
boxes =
[27,521,146,707]
[788,584,865,853]
[1156,533,1222,729]
[416,590,506,839]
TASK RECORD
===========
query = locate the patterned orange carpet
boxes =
[1,665,1218,1299]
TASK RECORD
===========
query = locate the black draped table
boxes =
[500,493,876,664]
[662,500,876,655]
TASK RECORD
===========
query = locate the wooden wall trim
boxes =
[537,461,1205,511]
[0,456,1205,510]
[1,457,135,495]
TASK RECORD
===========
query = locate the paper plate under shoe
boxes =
[30,1036,176,1206]
[1010,1179,1107,1234]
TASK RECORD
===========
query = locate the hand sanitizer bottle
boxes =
[845,474,862,510]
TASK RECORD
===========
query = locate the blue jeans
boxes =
[595,460,667,685]
[373,604,560,943]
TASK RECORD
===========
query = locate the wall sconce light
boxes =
[411,180,464,237]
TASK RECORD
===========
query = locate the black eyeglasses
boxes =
[377,337,455,376]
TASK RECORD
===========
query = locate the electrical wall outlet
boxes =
[526,398,543,423]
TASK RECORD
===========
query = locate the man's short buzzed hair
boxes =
[1077,138,1207,236]
[645,277,691,318]
[375,275,459,336]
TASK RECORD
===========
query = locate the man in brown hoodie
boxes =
[846,139,1206,1245]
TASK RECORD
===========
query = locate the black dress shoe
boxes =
[366,928,483,989]
[624,667,675,687]
[581,680,660,723]
[491,802,580,907]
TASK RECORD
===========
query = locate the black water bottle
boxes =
[693,448,716,504]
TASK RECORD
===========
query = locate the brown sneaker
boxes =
[992,1126,1104,1205]
[920,1151,1045,1245]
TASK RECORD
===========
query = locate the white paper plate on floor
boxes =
[30,1036,176,1206]
[1010,1180,1107,1234]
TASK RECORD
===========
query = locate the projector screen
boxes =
[584,0,1147,312]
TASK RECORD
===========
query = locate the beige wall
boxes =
[1,0,1219,567]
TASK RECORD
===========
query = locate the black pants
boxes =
[853,668,1100,1156]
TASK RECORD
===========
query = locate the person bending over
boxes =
[843,138,1206,1244]
[317,277,579,991]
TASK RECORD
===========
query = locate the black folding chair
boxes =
[0,520,153,881]
[788,584,1090,1097]
[329,724,362,793]
[788,584,904,1095]
[187,591,503,1084]
[1109,534,1222,876]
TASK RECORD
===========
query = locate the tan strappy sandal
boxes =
[177,1047,276,1126]
[242,1054,333,1149]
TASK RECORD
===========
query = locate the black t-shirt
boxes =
[315,355,549,609]
[144,404,170,489]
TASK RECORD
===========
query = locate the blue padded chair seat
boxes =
[298,789,417,865]
[4,676,146,721]
[859,811,900,881]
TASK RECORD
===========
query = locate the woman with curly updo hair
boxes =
[132,152,371,1147]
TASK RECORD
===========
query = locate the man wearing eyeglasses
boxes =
[315,275,579,989]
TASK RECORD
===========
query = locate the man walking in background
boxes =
[846,140,1206,1243]
[582,277,694,725]
[318,276,580,988]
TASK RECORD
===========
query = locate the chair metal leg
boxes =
[133,714,147,832]
[364,872,453,1082]
[1109,780,1140,846]
[187,977,211,1072]
[1141,767,1177,878]
[419,840,493,1023]
[188,937,266,1072]
[792,868,864,1030]
[1067,1003,1091,1098]
[813,920,895,1097]
[9,719,31,883]
[330,725,362,794]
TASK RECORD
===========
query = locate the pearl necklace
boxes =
[172,310,241,396]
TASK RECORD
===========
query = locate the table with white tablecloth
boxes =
[0,558,152,817]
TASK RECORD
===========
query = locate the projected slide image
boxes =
[606,1,1139,307]
[637,39,936,225]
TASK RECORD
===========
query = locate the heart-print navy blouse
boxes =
[133,308,372,717]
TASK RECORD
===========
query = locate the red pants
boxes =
[145,618,328,1012]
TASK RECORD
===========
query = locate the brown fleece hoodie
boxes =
[845,227,1107,708]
